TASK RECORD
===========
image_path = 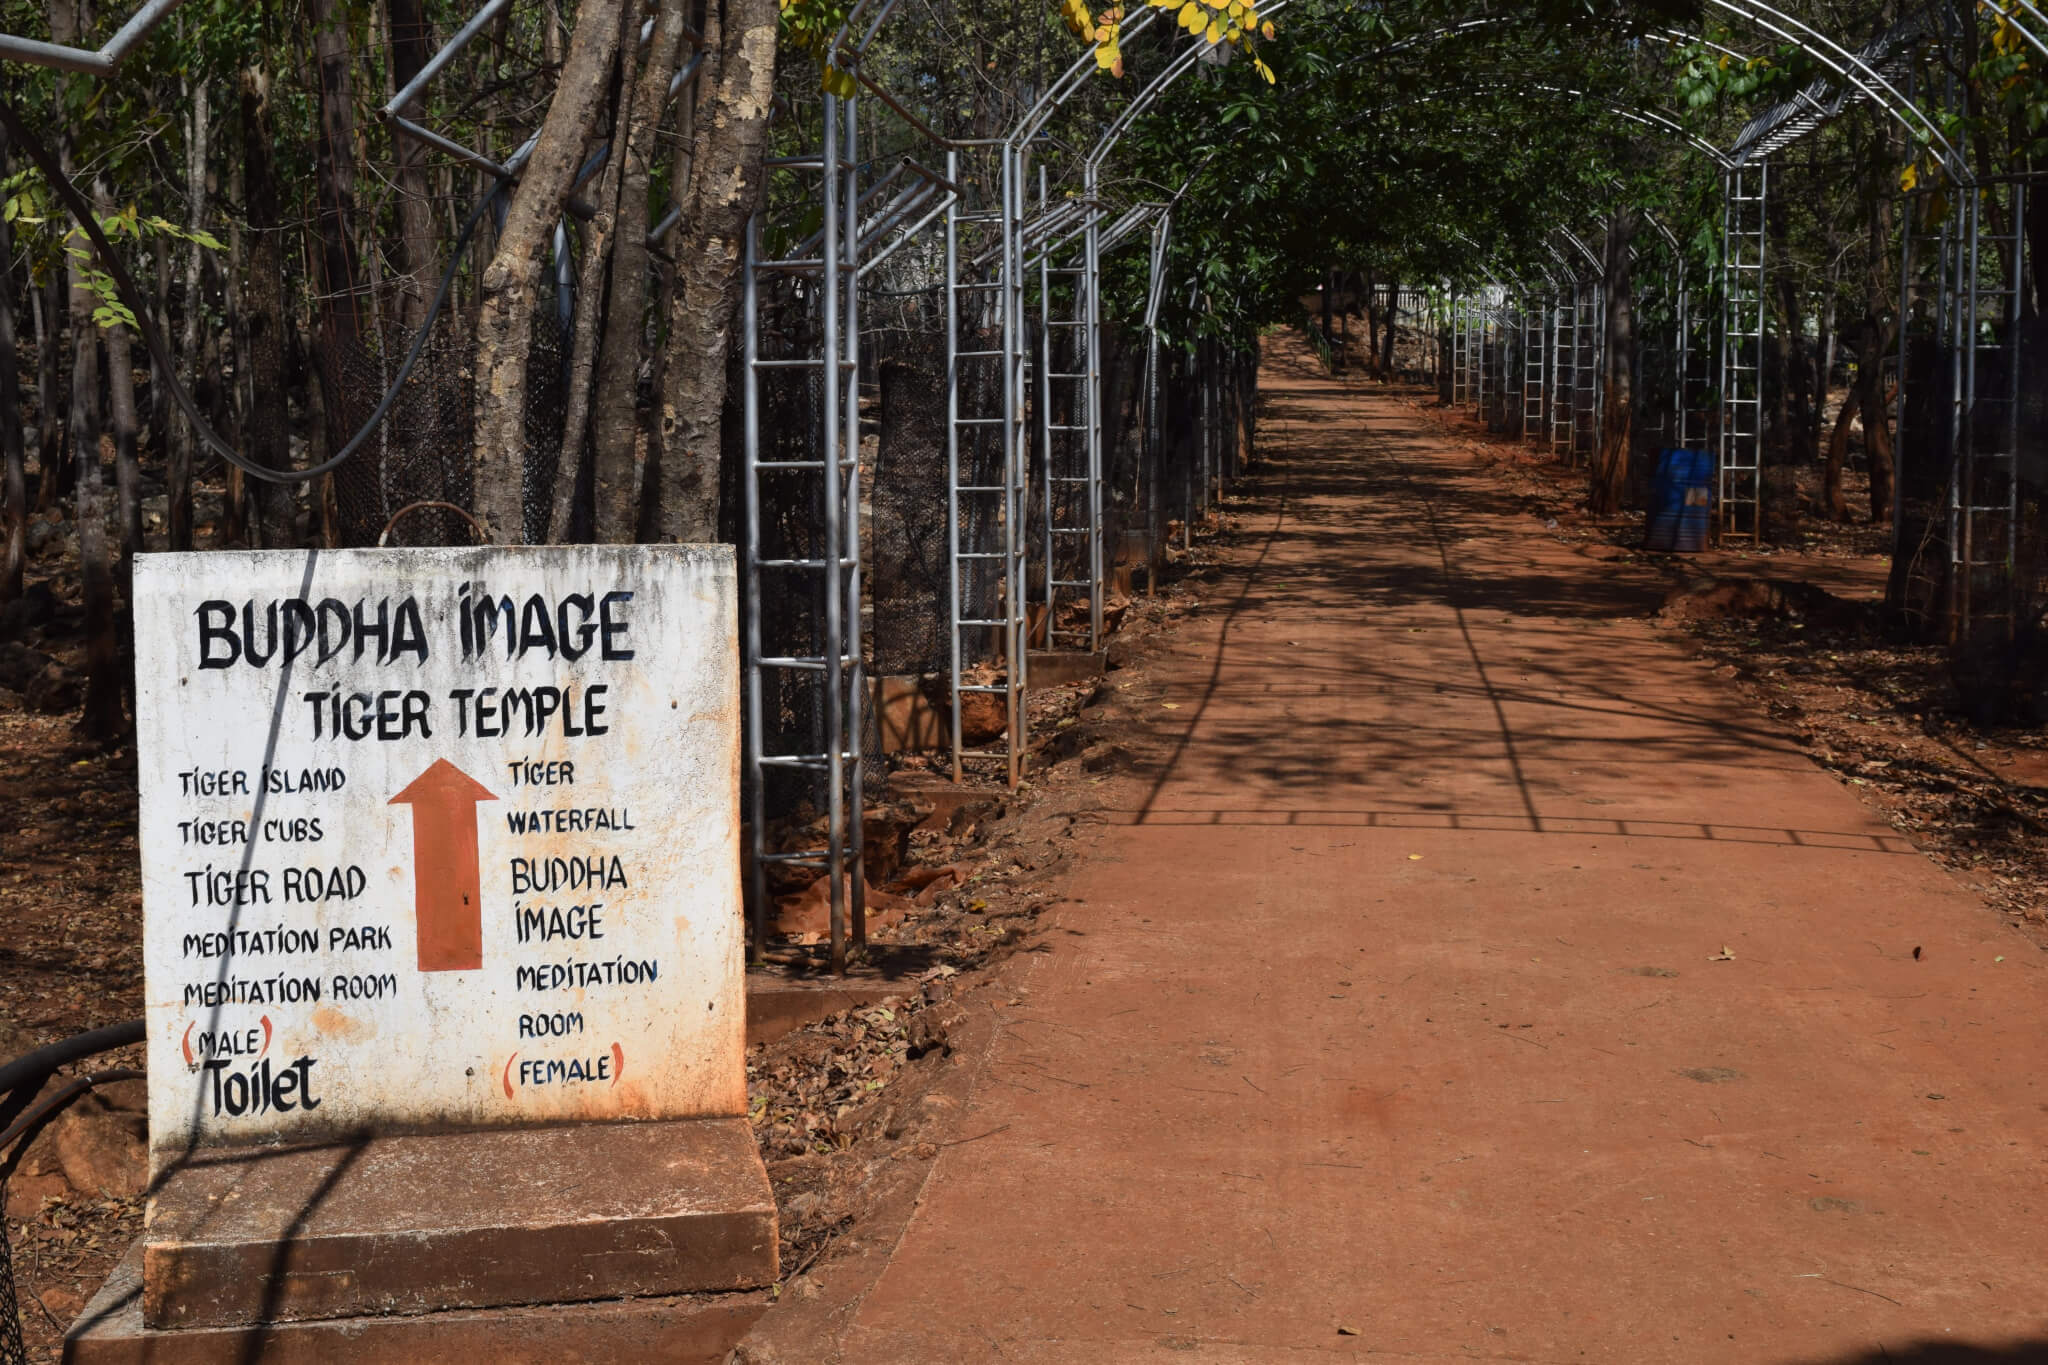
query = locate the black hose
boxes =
[0,1019,144,1103]
[0,93,495,486]
[0,1068,145,1156]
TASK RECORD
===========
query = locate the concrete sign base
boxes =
[69,1261,768,1364]
[66,1117,774,1361]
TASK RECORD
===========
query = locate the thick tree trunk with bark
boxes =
[0,128,25,601]
[471,0,630,542]
[1590,208,1635,517]
[305,0,367,463]
[590,0,689,542]
[239,67,292,547]
[548,25,636,543]
[657,0,779,542]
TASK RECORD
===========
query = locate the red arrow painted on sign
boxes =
[389,759,498,972]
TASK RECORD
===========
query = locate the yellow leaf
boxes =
[1205,18,1221,41]
[1261,20,1275,38]
[1254,54,1273,81]
[1095,42,1117,68]
[1899,162,1918,192]
[1178,1,1202,29]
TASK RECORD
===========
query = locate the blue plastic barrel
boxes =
[1644,448,1713,552]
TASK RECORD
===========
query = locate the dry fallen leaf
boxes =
[1337,1324,1361,1336]
[1708,946,1736,962]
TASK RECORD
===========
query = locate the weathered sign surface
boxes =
[133,546,742,1170]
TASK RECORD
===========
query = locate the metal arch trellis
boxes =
[11,0,2039,962]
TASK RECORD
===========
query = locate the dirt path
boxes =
[746,338,2048,1364]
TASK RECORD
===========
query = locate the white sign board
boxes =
[133,546,742,1170]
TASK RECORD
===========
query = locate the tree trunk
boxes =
[52,0,121,736]
[219,147,251,546]
[0,126,26,601]
[170,76,208,550]
[1859,189,1895,527]
[548,14,637,544]
[471,0,630,543]
[1320,267,1333,360]
[34,273,65,513]
[1822,375,1859,522]
[305,0,367,462]
[590,0,689,542]
[1378,285,1397,375]
[150,230,172,458]
[97,184,143,579]
[1590,208,1635,517]
[239,66,292,547]
[1854,319,1894,525]
[654,0,778,543]
[386,0,442,325]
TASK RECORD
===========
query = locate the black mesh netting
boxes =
[322,299,565,547]
[870,329,949,676]
[955,325,1009,666]
[742,291,830,820]
[1891,314,2048,719]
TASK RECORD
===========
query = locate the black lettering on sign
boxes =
[178,769,249,797]
[301,690,433,742]
[196,598,427,670]
[203,1056,321,1116]
[282,865,367,903]
[180,818,249,846]
[515,1052,614,1086]
[264,766,347,794]
[184,865,271,907]
[506,807,633,834]
[330,973,399,1001]
[181,927,320,959]
[515,959,659,991]
[183,976,322,1006]
[514,902,605,943]
[449,685,607,739]
[509,854,628,895]
[518,1012,586,1038]
[326,924,392,952]
[457,585,635,662]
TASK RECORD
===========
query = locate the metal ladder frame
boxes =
[945,142,1030,788]
[1522,293,1548,442]
[1575,281,1603,462]
[741,95,866,970]
[1944,183,2028,641]
[1718,160,1768,541]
